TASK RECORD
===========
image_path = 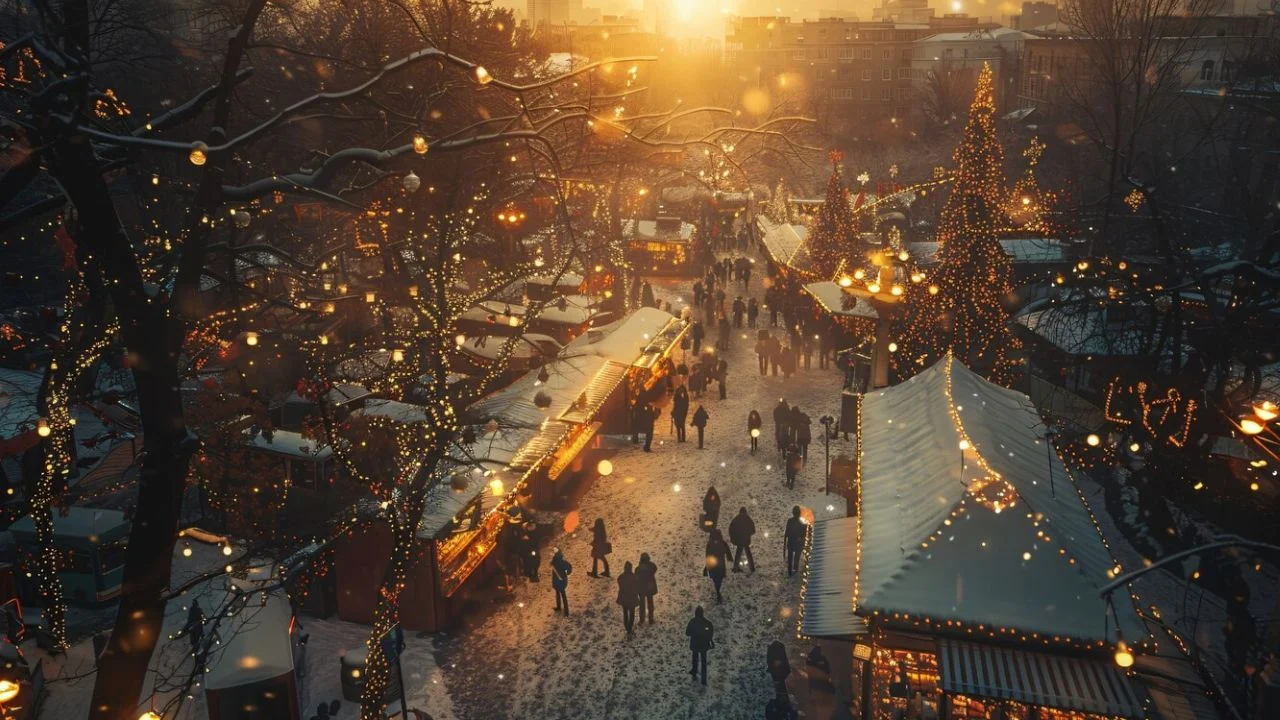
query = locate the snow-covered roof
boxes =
[354,398,433,425]
[10,506,129,541]
[205,563,296,690]
[419,428,538,540]
[247,428,333,460]
[1015,304,1149,357]
[622,219,696,242]
[854,356,1145,644]
[917,27,1034,44]
[468,353,614,429]
[466,299,597,327]
[802,517,868,638]
[459,333,561,363]
[281,383,370,407]
[525,272,585,289]
[0,367,41,440]
[563,307,681,366]
[804,282,879,320]
[908,238,1068,266]
[757,218,811,270]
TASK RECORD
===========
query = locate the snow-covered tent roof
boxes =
[0,367,41,441]
[854,356,1145,645]
[247,429,333,461]
[908,239,1068,266]
[205,564,296,691]
[757,219,811,271]
[280,382,370,408]
[804,282,879,320]
[468,354,614,429]
[458,333,562,363]
[563,307,682,367]
[419,428,539,540]
[1015,304,1152,357]
[622,218,696,242]
[10,506,129,541]
[464,299,597,328]
[354,398,433,425]
[802,517,868,638]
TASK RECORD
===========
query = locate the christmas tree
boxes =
[765,179,792,223]
[895,62,1020,384]
[807,151,858,277]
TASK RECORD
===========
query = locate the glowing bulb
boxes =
[1113,640,1134,668]
[244,331,259,347]
[888,342,898,352]
[1022,552,1032,561]
[928,285,940,295]
[1254,401,1278,421]
[456,334,467,347]
[391,349,405,363]
[489,478,505,496]
[867,282,881,294]
[751,428,760,438]
[1086,434,1100,447]
[137,712,162,720]
[1239,418,1265,435]
[897,251,909,261]
[597,460,613,476]
[508,315,520,327]
[412,134,429,155]
[365,290,376,303]
[408,285,419,298]
[182,544,193,557]
[853,269,865,280]
[222,544,233,556]
[838,276,852,288]
[1129,442,1141,452]
[188,143,207,166]
[958,439,970,451]
[890,285,903,296]
[36,419,51,438]
[475,66,493,85]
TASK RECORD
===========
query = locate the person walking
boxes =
[717,315,731,351]
[185,600,205,653]
[617,561,640,639]
[819,324,833,369]
[686,607,714,685]
[589,518,612,578]
[784,443,801,489]
[769,335,782,376]
[692,404,710,449]
[551,549,573,613]
[704,528,731,603]
[715,287,726,316]
[740,261,752,290]
[773,398,791,454]
[748,409,763,452]
[780,344,795,379]
[693,280,704,307]
[732,296,746,328]
[702,485,722,528]
[747,297,759,329]
[636,552,658,624]
[642,402,659,452]
[767,287,780,327]
[795,409,812,462]
[806,645,835,711]
[715,358,728,400]
[672,386,690,443]
[729,507,757,573]
[785,506,807,577]
[691,320,705,355]
[641,280,656,308]
[521,523,540,581]
[801,333,813,371]
[755,332,771,376]
[767,640,792,706]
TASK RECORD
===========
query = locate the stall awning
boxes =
[937,639,1145,719]
[558,360,629,424]
[800,517,868,639]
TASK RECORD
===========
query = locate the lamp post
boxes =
[820,415,835,494]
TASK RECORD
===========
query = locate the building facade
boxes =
[911,27,1032,123]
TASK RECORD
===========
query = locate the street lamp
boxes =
[820,415,835,494]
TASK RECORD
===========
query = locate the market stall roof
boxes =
[804,281,879,320]
[354,398,433,425]
[563,307,682,367]
[458,333,562,363]
[855,356,1145,644]
[205,564,296,691]
[558,361,630,424]
[908,238,1068,266]
[464,299,597,328]
[1015,304,1158,357]
[468,353,613,429]
[622,218,696,242]
[246,428,333,461]
[280,382,370,408]
[802,517,869,638]
[757,218,812,271]
[525,272,585,289]
[0,367,41,441]
[10,506,129,542]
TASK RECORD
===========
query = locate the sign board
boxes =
[379,624,405,664]
[853,643,873,662]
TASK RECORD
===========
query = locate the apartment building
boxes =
[725,14,988,135]
[911,27,1032,119]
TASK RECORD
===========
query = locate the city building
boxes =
[911,27,1033,121]
[1011,0,1057,31]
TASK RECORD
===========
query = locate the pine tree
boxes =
[808,151,858,277]
[765,180,792,223]
[895,62,1020,384]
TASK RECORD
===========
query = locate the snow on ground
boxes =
[435,269,854,719]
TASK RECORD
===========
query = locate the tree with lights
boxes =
[895,63,1020,384]
[807,151,858,278]
[765,180,792,224]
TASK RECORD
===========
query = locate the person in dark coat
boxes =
[589,518,612,578]
[748,409,763,452]
[773,399,791,453]
[767,287,780,327]
[795,410,812,462]
[691,321,705,354]
[617,561,640,639]
[767,640,791,704]
[185,600,205,653]
[717,315,731,351]
[788,405,805,444]
[640,280,656,308]
[728,507,756,572]
[715,288,726,316]
[806,645,834,698]
[801,333,814,371]
[732,296,746,328]
[672,386,690,443]
[769,336,782,376]
[704,528,730,603]
[693,280,704,307]
[642,402,659,452]
[780,344,796,379]
[702,485,722,528]
[551,549,573,613]
[521,523,540,581]
[785,506,807,577]
[692,404,710,448]
[636,552,658,624]
[755,333,771,376]
[784,443,801,488]
[686,607,714,685]
[747,297,759,329]
[740,262,752,290]
[819,324,833,369]
[689,363,706,398]
[715,358,729,400]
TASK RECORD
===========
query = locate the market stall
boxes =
[562,306,688,407]
[801,356,1152,720]
[10,507,129,607]
[622,217,700,276]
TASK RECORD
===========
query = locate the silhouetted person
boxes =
[642,402,659,452]
[795,411,812,462]
[767,640,791,705]
[748,409,763,452]
[704,528,731,603]
[185,600,205,653]
[773,398,790,453]
[717,315,731,351]
[636,552,658,624]
[521,524,540,581]
[755,333,771,375]
[551,549,573,614]
[692,405,710,448]
[691,321,705,354]
[617,561,640,639]
[784,444,801,489]
[807,645,834,708]
[703,485,722,528]
[686,607,714,685]
[785,506,807,577]
[672,386,690,443]
[715,358,728,400]
[747,297,759,328]
[732,296,746,327]
[589,518,611,577]
[641,280,656,308]
[729,507,756,572]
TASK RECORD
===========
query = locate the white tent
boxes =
[756,218,811,271]
[562,307,681,367]
[853,356,1145,645]
[205,564,297,694]
[804,281,879,320]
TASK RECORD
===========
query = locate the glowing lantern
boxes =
[244,331,259,347]
[36,419,51,438]
[867,282,881,294]
[853,269,865,280]
[408,285,419,297]
[475,66,493,85]
[391,349,405,363]
[1086,434,1100,447]
[1113,640,1134,668]
[188,143,208,166]
[890,285,903,296]
[597,460,613,476]
[222,544,233,556]
[489,478,505,497]
[1240,418,1265,435]
[751,428,760,438]
[182,543,193,557]
[1254,401,1278,421]
[412,134,429,154]
[365,290,376,304]
[403,171,422,192]
[838,276,852,288]
[233,209,252,229]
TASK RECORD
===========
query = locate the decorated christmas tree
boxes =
[895,62,1020,384]
[765,179,792,223]
[807,151,859,277]
[1006,136,1059,234]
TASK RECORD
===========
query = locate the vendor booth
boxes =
[623,217,700,276]
[801,356,1152,720]
[562,307,689,408]
[10,507,129,607]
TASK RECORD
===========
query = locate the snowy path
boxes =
[436,270,854,719]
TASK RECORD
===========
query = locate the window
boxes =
[881,87,891,103]
[792,49,805,60]
[839,47,854,59]
[882,66,892,80]
[862,88,873,101]
[944,48,953,59]
[862,48,872,60]
[898,67,912,80]
[882,48,892,60]
[863,69,872,81]
[1221,60,1233,81]
[1200,60,1214,80]
[830,88,854,100]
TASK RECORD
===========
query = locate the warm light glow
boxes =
[36,419,51,438]
[890,285,903,296]
[958,439,971,451]
[365,290,376,303]
[489,478,505,496]
[867,282,881,294]
[1254,401,1279,421]
[1129,442,1141,452]
[597,460,613,476]
[244,331,259,347]
[888,342,898,352]
[1113,641,1135,668]
[475,66,493,85]
[751,428,761,438]
[1086,434,1100,447]
[412,134,429,155]
[222,544,233,556]
[1240,418,1265,435]
[391,349,405,363]
[188,144,207,166]
[853,269,865,280]
[455,334,467,347]
[508,315,520,327]
[928,284,940,295]
[0,679,20,703]
[838,276,853,288]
